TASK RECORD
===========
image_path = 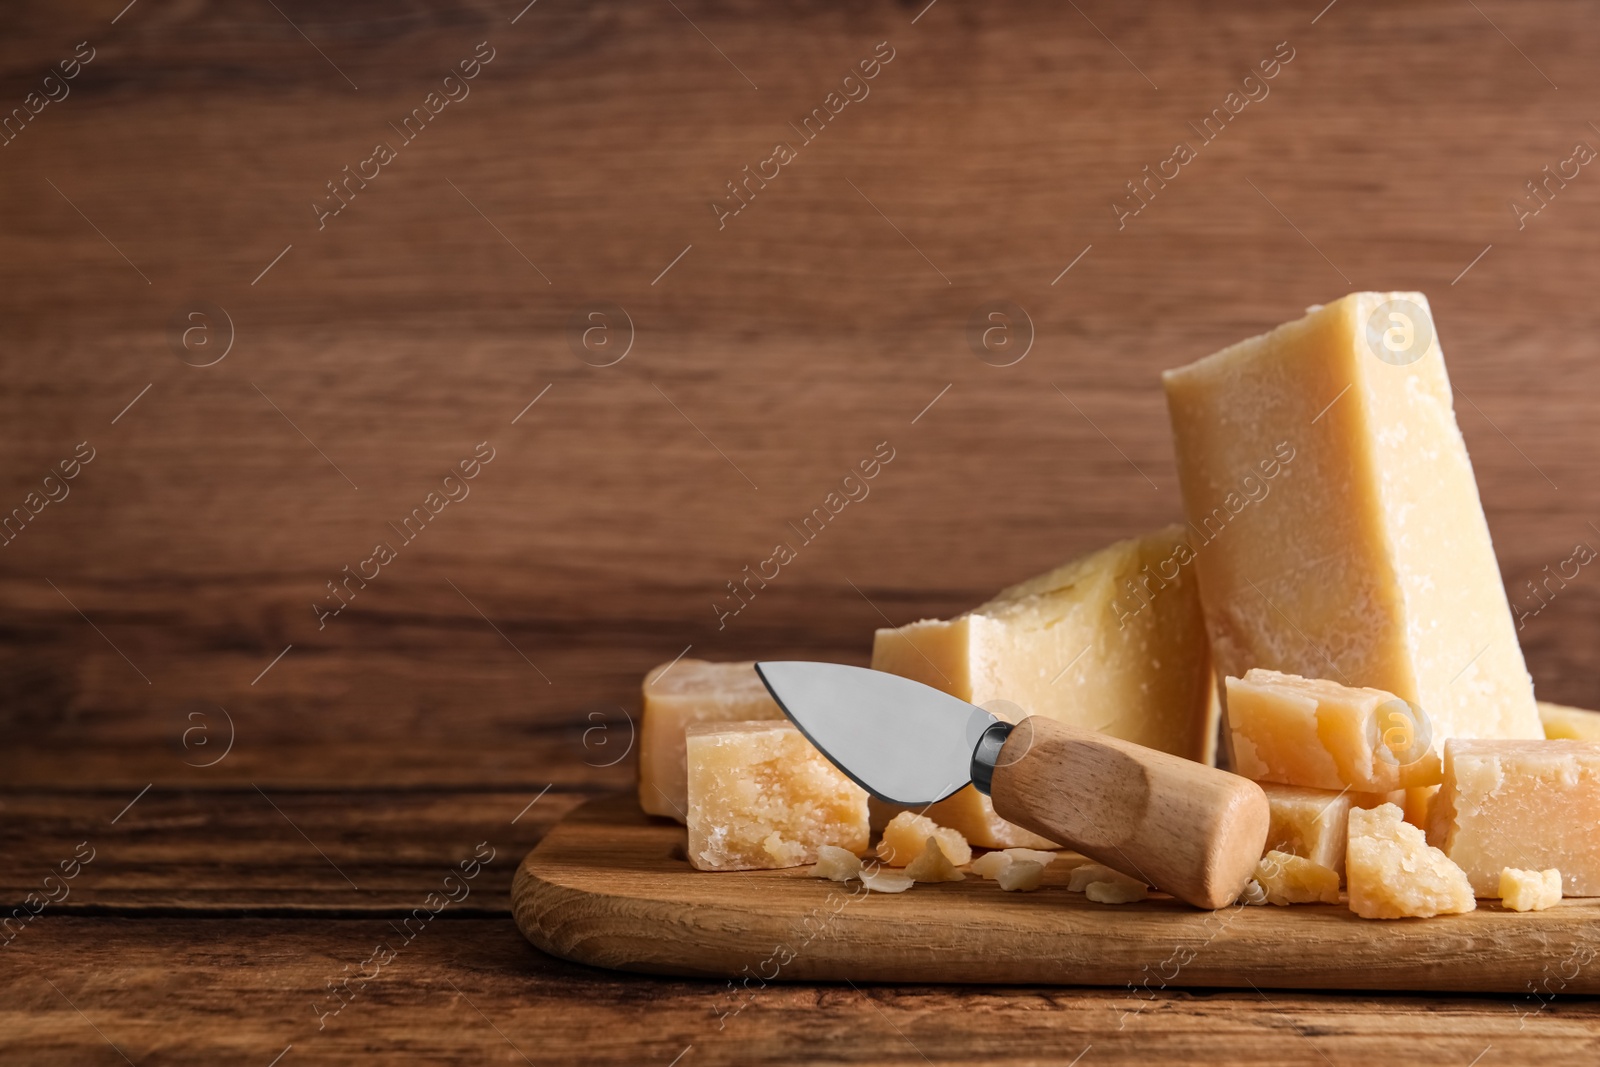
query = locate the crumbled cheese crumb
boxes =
[904,836,965,883]
[1254,850,1340,905]
[1085,879,1148,904]
[811,845,862,882]
[859,869,914,894]
[1499,867,1562,912]
[995,860,1045,892]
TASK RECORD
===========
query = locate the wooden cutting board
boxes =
[513,794,1600,994]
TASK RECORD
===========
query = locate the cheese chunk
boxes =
[685,721,868,871]
[1164,293,1541,752]
[1346,803,1475,919]
[876,812,971,867]
[1431,739,1600,896]
[872,525,1219,847]
[639,659,784,822]
[1539,701,1600,741]
[1499,867,1562,912]
[1228,670,1442,791]
[1260,781,1393,876]
[1254,850,1340,905]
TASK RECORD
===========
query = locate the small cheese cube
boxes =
[639,660,784,821]
[859,869,913,894]
[904,837,965,883]
[872,525,1219,848]
[1260,781,1393,876]
[685,721,868,871]
[1085,879,1148,904]
[1164,293,1542,751]
[1499,867,1562,912]
[1538,701,1600,741]
[1254,850,1340,905]
[812,845,862,882]
[1431,739,1600,896]
[996,860,1046,892]
[1346,803,1474,919]
[1227,670,1441,791]
[877,812,971,867]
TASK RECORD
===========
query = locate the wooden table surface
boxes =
[3,0,1598,1062]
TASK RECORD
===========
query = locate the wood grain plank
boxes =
[0,786,587,911]
[4,916,1596,1066]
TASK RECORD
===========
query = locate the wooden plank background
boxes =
[2,0,1598,1061]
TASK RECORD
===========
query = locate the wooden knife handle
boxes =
[982,716,1269,909]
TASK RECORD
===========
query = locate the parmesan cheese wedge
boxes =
[1164,293,1542,752]
[872,525,1219,848]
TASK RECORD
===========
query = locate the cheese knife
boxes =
[754,660,1269,909]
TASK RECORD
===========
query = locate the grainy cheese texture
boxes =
[1163,293,1541,753]
[872,525,1219,847]
[1228,669,1441,791]
[684,721,868,871]
[1260,781,1394,876]
[1346,803,1475,919]
[1538,701,1600,741]
[638,659,784,821]
[1431,739,1600,896]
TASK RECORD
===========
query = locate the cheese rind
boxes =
[684,721,868,871]
[872,525,1219,847]
[1538,701,1600,742]
[639,660,784,821]
[1164,293,1541,751]
[1346,803,1475,919]
[1431,739,1600,896]
[1227,669,1441,791]
[1254,850,1340,905]
[1499,867,1562,912]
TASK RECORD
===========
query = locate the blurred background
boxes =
[2,0,1596,905]
[6,2,1600,1061]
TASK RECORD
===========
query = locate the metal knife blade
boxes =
[753,661,1000,806]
